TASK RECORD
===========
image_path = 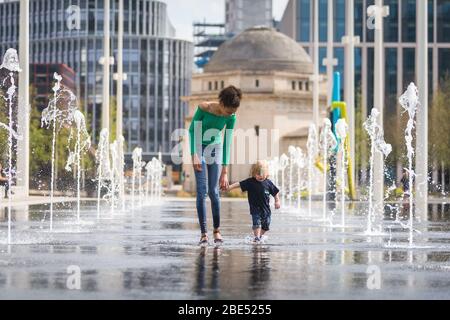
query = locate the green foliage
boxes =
[429,75,450,167]
[0,93,7,164]
[109,96,117,143]
[29,85,96,190]
[224,188,247,198]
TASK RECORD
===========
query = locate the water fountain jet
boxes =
[335,119,348,227]
[399,83,419,246]
[363,108,392,235]
[307,124,318,217]
[41,73,78,230]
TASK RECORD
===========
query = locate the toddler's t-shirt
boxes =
[239,178,279,216]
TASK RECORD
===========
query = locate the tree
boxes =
[429,75,450,192]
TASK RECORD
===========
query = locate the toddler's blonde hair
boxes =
[250,160,269,178]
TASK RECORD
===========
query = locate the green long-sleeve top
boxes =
[189,107,236,165]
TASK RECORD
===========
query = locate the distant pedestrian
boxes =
[0,163,10,198]
[401,168,411,197]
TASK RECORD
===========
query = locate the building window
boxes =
[402,0,416,42]
[297,0,310,42]
[305,81,309,91]
[384,0,399,42]
[438,49,450,82]
[208,81,212,91]
[255,79,259,87]
[437,0,450,42]
[334,0,346,41]
[403,48,415,88]
[292,81,296,90]
[299,81,303,91]
[214,81,218,90]
[221,80,224,89]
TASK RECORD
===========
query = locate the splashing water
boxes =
[268,157,279,187]
[320,119,338,221]
[132,147,143,210]
[145,157,165,202]
[1,48,22,244]
[287,146,297,208]
[399,83,419,246]
[41,73,78,230]
[65,110,91,222]
[307,124,318,217]
[116,136,126,210]
[363,108,392,234]
[0,49,22,72]
[96,129,111,218]
[294,147,306,211]
[278,154,289,207]
[335,119,348,227]
[109,140,119,214]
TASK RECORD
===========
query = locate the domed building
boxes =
[182,26,327,191]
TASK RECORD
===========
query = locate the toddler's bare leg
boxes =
[253,228,262,238]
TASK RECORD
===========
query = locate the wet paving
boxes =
[0,199,449,300]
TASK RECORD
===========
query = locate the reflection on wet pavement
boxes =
[0,200,449,299]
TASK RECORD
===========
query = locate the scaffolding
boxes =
[193,21,229,70]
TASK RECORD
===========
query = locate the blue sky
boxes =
[163,0,290,41]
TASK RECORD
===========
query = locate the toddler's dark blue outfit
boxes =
[239,178,280,231]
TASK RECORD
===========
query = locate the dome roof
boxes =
[205,26,313,74]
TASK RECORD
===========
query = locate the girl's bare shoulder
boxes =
[198,101,220,114]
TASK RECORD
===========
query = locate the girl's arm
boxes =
[227,182,241,191]
[220,115,236,190]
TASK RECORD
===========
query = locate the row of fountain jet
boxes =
[1,49,165,244]
[268,83,419,246]
[95,128,165,216]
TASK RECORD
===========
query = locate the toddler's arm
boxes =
[274,193,281,210]
[227,182,241,191]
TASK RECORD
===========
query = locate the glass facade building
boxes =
[0,0,193,161]
[225,0,273,35]
[279,0,450,118]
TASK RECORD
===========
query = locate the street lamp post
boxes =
[312,0,321,130]
[416,0,428,218]
[323,0,337,107]
[17,0,30,198]
[116,0,124,140]
[342,0,360,190]
[101,0,111,133]
[368,0,389,206]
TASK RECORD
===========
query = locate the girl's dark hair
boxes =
[219,85,242,109]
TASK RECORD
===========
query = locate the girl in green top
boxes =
[188,86,242,245]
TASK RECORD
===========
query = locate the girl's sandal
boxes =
[199,235,209,246]
[213,230,223,244]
